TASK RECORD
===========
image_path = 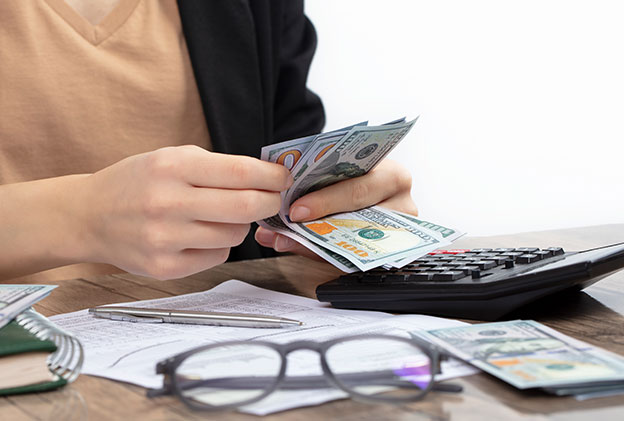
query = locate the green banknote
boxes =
[424,320,624,389]
[390,210,464,242]
[260,122,368,171]
[386,211,464,268]
[287,206,442,271]
[282,118,415,216]
[257,215,358,273]
[259,117,463,271]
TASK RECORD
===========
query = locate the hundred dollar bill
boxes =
[260,212,459,272]
[259,118,465,271]
[286,205,442,271]
[260,122,368,171]
[390,211,465,242]
[257,216,358,273]
[386,211,465,268]
[424,320,624,389]
[281,118,416,216]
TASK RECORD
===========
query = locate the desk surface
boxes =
[2,224,624,420]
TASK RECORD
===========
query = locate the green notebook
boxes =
[0,319,68,395]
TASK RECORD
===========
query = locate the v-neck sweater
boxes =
[0,0,211,185]
[0,0,211,282]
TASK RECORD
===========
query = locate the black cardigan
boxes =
[177,0,325,261]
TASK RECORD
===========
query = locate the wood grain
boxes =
[2,224,624,421]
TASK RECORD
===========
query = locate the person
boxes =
[0,0,418,283]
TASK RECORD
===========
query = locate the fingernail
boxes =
[274,235,295,251]
[290,206,310,221]
[255,228,276,246]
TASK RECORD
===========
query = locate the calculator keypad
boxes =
[346,247,565,285]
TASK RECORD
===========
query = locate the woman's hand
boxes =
[81,145,293,279]
[0,145,292,281]
[254,159,417,258]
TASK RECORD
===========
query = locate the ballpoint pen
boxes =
[88,306,303,328]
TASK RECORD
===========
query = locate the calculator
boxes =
[315,242,624,320]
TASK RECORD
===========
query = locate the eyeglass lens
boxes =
[325,337,433,400]
[175,343,282,407]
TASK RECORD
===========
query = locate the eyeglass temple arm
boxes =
[169,370,461,392]
[147,352,464,397]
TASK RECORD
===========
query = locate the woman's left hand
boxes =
[254,159,418,259]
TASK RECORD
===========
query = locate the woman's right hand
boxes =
[76,145,292,280]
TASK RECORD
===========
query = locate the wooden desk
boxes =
[3,224,624,420]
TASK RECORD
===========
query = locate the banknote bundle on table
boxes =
[259,118,463,272]
[422,320,624,400]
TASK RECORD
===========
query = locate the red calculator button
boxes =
[427,250,446,255]
[442,249,471,254]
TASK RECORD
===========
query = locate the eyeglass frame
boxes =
[147,333,461,411]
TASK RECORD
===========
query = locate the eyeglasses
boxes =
[147,334,462,411]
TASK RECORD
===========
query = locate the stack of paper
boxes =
[51,280,476,415]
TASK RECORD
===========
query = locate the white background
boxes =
[305,0,624,236]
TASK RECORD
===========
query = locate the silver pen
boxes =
[88,306,303,328]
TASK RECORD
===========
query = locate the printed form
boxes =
[51,280,476,415]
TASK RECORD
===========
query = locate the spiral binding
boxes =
[15,308,84,383]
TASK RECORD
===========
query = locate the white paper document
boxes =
[51,280,476,415]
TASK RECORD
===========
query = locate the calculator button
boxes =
[471,269,482,279]
[455,266,476,275]
[544,247,565,256]
[493,248,515,252]
[452,253,470,259]
[418,263,441,268]
[401,267,423,273]
[516,254,539,264]
[533,250,552,260]
[478,253,498,258]
[460,257,482,262]
[470,260,497,270]
[515,247,539,253]
[422,255,444,261]
[434,265,453,272]
[407,273,434,282]
[499,252,523,260]
[442,263,461,268]
[471,248,493,253]
[504,260,515,269]
[432,271,466,281]
[482,256,507,265]
[428,266,451,272]
[442,249,471,254]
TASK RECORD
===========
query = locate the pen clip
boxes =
[95,312,164,324]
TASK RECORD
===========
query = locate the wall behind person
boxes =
[305,0,624,236]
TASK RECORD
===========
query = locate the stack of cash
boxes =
[259,118,463,272]
[422,320,624,400]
